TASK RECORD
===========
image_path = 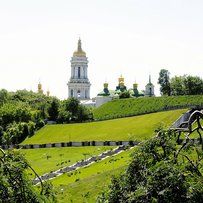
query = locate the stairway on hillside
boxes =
[33,145,129,185]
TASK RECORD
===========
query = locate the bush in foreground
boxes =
[97,129,203,203]
[0,149,56,203]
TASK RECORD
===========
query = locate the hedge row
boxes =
[93,95,203,120]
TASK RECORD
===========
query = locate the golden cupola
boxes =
[38,82,43,94]
[118,75,124,84]
[120,80,125,87]
[73,38,86,57]
[104,82,108,89]
[133,82,138,89]
[38,82,42,90]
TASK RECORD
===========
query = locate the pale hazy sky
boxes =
[0,0,203,99]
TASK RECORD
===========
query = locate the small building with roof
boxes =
[145,75,155,97]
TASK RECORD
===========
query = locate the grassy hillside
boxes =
[50,148,133,202]
[55,167,125,203]
[52,146,203,203]
[20,146,113,176]
[22,109,186,144]
[93,95,203,120]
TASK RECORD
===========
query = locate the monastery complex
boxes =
[67,39,155,107]
[36,39,155,107]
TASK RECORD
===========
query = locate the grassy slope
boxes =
[56,167,125,203]
[93,95,203,120]
[20,146,113,176]
[50,148,133,202]
[51,146,203,203]
[22,109,186,144]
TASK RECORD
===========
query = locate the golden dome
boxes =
[38,82,42,90]
[118,75,124,84]
[120,80,125,87]
[133,83,138,89]
[37,82,43,94]
[73,38,86,57]
[104,82,108,89]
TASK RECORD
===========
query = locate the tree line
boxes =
[158,69,203,96]
[0,89,93,145]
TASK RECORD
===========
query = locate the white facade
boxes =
[95,96,113,108]
[145,75,155,97]
[67,39,91,100]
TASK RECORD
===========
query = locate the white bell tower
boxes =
[145,75,155,97]
[67,38,91,100]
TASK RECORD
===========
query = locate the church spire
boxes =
[78,38,82,52]
[149,74,152,84]
[38,81,43,94]
[73,38,86,57]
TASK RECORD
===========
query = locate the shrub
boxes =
[97,129,203,203]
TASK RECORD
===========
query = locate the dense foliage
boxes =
[97,129,203,203]
[0,89,93,145]
[0,148,56,202]
[93,95,203,120]
[158,70,203,96]
[58,98,93,123]
[158,69,171,96]
[171,75,203,96]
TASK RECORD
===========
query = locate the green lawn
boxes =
[20,146,113,176]
[54,167,125,203]
[52,144,203,202]
[50,148,133,202]
[22,109,186,144]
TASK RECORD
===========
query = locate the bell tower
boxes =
[145,75,155,97]
[67,38,91,100]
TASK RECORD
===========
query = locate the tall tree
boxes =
[170,75,185,95]
[158,69,171,96]
[64,98,80,121]
[48,98,59,121]
[183,75,203,95]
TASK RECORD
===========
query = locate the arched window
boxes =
[78,67,80,78]
[77,90,80,98]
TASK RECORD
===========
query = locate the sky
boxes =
[0,0,203,99]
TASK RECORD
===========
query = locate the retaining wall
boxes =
[1,140,139,150]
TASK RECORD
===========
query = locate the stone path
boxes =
[33,145,129,185]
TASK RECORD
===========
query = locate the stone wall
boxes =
[1,140,139,150]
